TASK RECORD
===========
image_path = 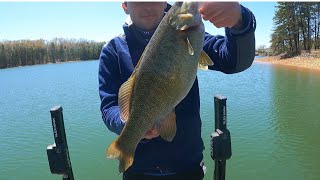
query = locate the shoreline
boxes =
[0,59,96,70]
[255,56,320,73]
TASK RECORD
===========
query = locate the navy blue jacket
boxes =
[99,5,256,175]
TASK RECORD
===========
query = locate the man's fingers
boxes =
[202,8,224,21]
[199,2,219,14]
[144,128,160,139]
[210,16,231,28]
[199,2,242,28]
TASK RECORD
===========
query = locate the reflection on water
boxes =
[270,67,320,180]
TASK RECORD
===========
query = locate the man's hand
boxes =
[143,125,160,139]
[199,2,243,30]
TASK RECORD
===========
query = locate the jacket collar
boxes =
[123,16,156,47]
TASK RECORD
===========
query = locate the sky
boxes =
[0,1,277,48]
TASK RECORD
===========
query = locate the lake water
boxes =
[0,59,319,180]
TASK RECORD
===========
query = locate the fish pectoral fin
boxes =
[119,75,135,122]
[198,51,214,71]
[187,37,194,55]
[157,111,177,142]
[107,139,134,174]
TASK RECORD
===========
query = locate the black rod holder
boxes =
[214,95,227,131]
[212,95,232,180]
[47,106,74,180]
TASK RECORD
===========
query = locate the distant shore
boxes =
[256,56,320,72]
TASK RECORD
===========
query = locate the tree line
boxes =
[0,38,105,69]
[270,2,320,57]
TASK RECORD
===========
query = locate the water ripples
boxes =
[1,61,320,179]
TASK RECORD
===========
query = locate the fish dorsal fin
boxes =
[118,48,147,121]
[156,110,177,141]
[198,50,214,70]
[187,37,194,55]
[118,75,135,122]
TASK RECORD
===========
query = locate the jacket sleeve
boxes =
[98,42,125,135]
[204,5,256,74]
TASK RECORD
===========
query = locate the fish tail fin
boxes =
[106,140,134,173]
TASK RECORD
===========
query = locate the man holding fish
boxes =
[98,2,256,180]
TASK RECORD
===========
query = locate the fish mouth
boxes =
[169,2,202,31]
[181,24,200,32]
[170,13,201,31]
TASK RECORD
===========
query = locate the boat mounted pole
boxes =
[46,106,74,180]
[211,95,232,180]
